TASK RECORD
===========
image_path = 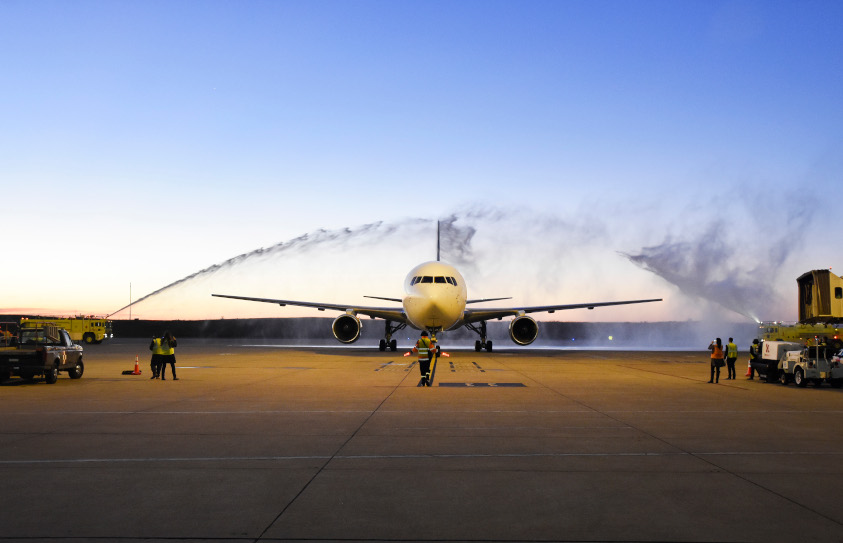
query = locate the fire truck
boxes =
[20,317,112,344]
[1,322,17,348]
[758,322,843,350]
[758,270,843,351]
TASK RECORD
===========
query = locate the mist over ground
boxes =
[108,318,758,351]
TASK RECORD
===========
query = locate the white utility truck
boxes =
[778,344,843,388]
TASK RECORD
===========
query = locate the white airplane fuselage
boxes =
[402,261,467,332]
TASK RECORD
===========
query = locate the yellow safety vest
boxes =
[727,342,738,358]
[152,338,168,356]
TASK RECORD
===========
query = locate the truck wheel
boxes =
[793,367,806,388]
[83,333,94,344]
[779,371,789,385]
[44,363,59,384]
[68,359,84,379]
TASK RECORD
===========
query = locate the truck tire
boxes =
[68,359,84,379]
[793,367,806,388]
[44,362,59,384]
[83,333,95,344]
[779,371,789,385]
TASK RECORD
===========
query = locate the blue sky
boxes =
[2,0,841,323]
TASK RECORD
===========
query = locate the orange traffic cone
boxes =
[132,355,142,375]
[745,360,752,377]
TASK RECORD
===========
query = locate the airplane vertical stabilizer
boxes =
[436,221,440,262]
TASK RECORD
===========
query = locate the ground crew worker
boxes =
[708,338,724,383]
[725,337,738,380]
[747,338,760,380]
[159,330,178,380]
[149,335,166,379]
[413,331,435,386]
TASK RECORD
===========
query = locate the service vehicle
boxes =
[758,322,843,351]
[20,316,112,344]
[0,324,84,383]
[751,340,803,383]
[778,345,843,388]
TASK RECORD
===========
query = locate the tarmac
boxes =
[1,339,843,543]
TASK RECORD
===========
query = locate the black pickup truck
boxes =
[0,325,84,383]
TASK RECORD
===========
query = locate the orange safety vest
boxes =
[710,344,724,359]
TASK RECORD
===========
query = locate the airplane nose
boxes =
[404,294,459,329]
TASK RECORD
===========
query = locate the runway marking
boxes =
[2,450,843,465]
[9,408,843,415]
[439,382,526,387]
[1,410,374,415]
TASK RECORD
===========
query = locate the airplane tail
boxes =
[436,221,440,262]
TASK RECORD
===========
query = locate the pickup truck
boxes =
[0,325,84,384]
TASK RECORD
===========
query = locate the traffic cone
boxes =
[132,355,142,375]
[745,360,752,377]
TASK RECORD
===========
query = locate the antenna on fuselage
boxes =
[436,220,440,262]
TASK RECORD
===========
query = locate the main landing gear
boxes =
[466,321,493,352]
[379,320,406,352]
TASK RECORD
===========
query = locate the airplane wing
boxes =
[211,294,410,323]
[462,298,663,324]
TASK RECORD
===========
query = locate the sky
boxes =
[1,0,842,325]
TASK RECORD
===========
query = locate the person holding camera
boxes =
[708,338,724,383]
[159,330,178,380]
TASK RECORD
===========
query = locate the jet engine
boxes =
[509,315,538,345]
[332,314,361,343]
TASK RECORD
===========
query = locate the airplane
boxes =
[212,223,662,352]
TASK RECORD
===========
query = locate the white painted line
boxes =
[2,451,842,465]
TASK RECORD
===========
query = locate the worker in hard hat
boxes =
[412,331,436,386]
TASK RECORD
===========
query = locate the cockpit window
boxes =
[413,275,458,285]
